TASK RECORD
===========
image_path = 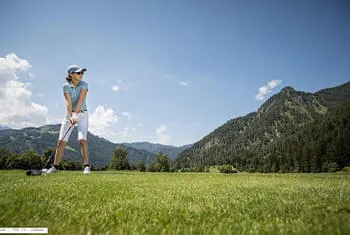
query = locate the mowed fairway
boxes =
[0,171,349,235]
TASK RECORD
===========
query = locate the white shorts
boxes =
[58,112,89,142]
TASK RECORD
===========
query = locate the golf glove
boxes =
[71,113,79,122]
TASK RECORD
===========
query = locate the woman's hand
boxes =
[70,113,79,126]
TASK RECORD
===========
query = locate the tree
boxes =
[219,164,237,174]
[147,152,170,172]
[109,147,129,170]
[147,160,161,172]
[7,153,26,169]
[0,148,11,169]
[136,162,146,172]
[61,160,82,170]
[158,153,169,172]
[109,154,117,170]
[23,149,42,169]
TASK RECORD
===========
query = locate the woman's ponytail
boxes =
[65,74,72,82]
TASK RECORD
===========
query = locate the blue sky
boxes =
[0,0,349,146]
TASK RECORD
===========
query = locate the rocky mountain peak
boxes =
[281,86,295,95]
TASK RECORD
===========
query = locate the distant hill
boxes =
[0,125,10,131]
[176,81,350,172]
[115,143,156,164]
[122,142,192,159]
[0,125,157,165]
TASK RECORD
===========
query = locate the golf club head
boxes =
[26,169,42,176]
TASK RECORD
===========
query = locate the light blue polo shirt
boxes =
[63,81,88,112]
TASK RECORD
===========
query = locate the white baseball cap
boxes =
[67,65,87,74]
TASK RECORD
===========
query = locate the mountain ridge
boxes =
[122,141,192,159]
[0,125,189,165]
[0,125,158,165]
[176,81,350,172]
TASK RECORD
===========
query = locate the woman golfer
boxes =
[47,65,90,174]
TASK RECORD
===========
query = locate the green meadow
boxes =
[0,171,349,235]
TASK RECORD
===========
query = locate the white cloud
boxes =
[24,82,32,89]
[0,53,48,128]
[87,107,145,143]
[156,125,170,144]
[110,126,152,143]
[111,81,134,92]
[121,112,133,120]
[179,80,191,87]
[0,53,31,72]
[112,85,120,92]
[138,122,144,127]
[255,80,282,101]
[89,106,118,136]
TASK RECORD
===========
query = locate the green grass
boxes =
[341,167,350,173]
[1,171,350,235]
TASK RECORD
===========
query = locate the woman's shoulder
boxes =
[63,81,72,87]
[80,80,88,89]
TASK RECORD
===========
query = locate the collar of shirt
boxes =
[69,81,81,88]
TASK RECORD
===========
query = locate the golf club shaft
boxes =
[42,125,73,169]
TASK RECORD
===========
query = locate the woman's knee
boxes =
[58,140,67,147]
[79,139,88,146]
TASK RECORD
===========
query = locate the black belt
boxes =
[73,110,87,113]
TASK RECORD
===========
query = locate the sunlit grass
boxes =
[1,171,349,234]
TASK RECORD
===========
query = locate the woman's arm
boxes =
[64,93,73,119]
[74,89,88,113]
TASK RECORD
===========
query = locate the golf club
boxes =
[26,125,73,176]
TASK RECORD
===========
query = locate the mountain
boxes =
[122,142,192,159]
[115,143,156,164]
[0,125,156,165]
[0,125,10,131]
[176,81,350,172]
[315,81,350,108]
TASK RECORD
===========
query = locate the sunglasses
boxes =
[75,72,84,75]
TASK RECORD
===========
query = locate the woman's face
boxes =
[70,71,84,81]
